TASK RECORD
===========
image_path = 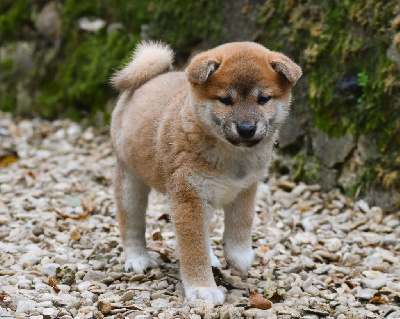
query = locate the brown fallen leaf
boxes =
[148,241,170,252]
[48,276,61,293]
[0,292,11,306]
[54,208,90,220]
[260,245,269,253]
[27,171,36,179]
[157,213,170,222]
[148,241,171,262]
[249,291,272,310]
[152,231,161,241]
[369,296,386,304]
[300,205,311,213]
[0,155,18,168]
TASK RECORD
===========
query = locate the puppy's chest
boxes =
[187,146,269,208]
[189,171,258,208]
[188,154,266,208]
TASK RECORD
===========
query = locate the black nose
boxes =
[237,124,256,139]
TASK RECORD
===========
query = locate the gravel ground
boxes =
[0,113,399,319]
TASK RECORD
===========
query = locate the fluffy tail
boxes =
[111,41,174,92]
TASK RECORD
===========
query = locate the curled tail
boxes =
[111,41,174,92]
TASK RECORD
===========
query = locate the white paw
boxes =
[209,248,221,267]
[224,246,254,273]
[125,255,158,273]
[186,286,225,303]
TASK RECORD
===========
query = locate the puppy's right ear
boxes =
[185,53,220,84]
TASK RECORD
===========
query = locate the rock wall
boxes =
[0,0,399,209]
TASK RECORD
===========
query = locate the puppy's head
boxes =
[185,42,302,147]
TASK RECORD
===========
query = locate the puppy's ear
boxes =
[269,52,302,84]
[185,53,220,84]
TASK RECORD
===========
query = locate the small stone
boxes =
[70,229,81,240]
[219,304,242,319]
[150,293,168,300]
[151,298,170,308]
[293,232,318,245]
[192,299,214,316]
[54,255,68,265]
[120,291,135,302]
[355,288,376,300]
[362,276,387,290]
[130,274,146,282]
[255,310,277,319]
[287,286,303,296]
[32,226,45,236]
[93,310,104,319]
[335,305,348,314]
[303,308,329,316]
[43,308,56,316]
[302,276,313,291]
[97,300,111,314]
[101,277,115,285]
[242,308,259,318]
[77,281,92,291]
[83,270,107,282]
[305,286,319,296]
[16,298,36,315]
[42,263,61,276]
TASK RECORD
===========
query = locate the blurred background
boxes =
[0,0,399,209]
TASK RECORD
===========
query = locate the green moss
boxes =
[259,0,400,190]
[0,0,30,45]
[151,0,223,50]
[0,0,223,120]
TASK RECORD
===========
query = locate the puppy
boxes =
[110,41,301,303]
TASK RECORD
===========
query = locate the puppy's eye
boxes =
[257,96,271,105]
[218,97,233,106]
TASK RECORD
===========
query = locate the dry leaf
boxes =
[300,205,311,212]
[54,208,90,220]
[157,213,170,222]
[70,229,81,240]
[369,296,386,304]
[249,291,272,310]
[27,171,36,179]
[0,155,18,167]
[148,241,170,252]
[0,292,11,306]
[148,241,171,262]
[152,231,161,241]
[48,276,61,293]
[260,245,270,253]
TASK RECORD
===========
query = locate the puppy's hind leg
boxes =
[114,161,157,273]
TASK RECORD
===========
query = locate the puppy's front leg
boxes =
[223,183,257,273]
[170,183,224,303]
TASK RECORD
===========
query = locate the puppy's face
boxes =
[186,42,302,147]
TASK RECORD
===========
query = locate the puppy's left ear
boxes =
[269,52,302,84]
[186,53,220,84]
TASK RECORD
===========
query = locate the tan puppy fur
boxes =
[110,41,302,303]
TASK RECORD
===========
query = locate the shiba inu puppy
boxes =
[110,41,301,303]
